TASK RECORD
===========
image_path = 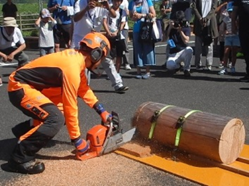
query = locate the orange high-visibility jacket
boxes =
[8,49,99,139]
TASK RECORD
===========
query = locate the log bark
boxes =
[132,102,245,164]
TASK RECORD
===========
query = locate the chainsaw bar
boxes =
[101,111,136,155]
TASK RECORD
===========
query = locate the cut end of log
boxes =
[219,119,245,164]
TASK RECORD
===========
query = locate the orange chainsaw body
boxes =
[76,124,108,161]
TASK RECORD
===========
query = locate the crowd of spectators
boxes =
[1,0,249,86]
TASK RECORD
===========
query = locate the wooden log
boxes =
[132,102,245,164]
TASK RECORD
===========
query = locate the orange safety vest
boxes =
[8,49,99,139]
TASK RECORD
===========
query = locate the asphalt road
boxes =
[0,39,248,185]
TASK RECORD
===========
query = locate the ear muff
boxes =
[90,40,108,63]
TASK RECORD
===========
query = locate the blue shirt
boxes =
[128,0,154,32]
[47,0,74,24]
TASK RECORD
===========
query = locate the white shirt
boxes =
[202,0,212,18]
[72,0,108,48]
[120,0,129,30]
[37,20,57,48]
[103,7,127,36]
[0,27,25,50]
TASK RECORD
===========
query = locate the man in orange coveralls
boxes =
[5,32,112,174]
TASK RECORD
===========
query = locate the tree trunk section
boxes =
[132,102,245,164]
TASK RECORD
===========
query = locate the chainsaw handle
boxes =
[100,121,113,155]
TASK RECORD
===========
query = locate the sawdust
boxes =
[2,140,200,186]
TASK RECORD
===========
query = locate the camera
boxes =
[173,20,189,28]
[95,0,107,7]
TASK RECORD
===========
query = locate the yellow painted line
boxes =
[115,145,249,186]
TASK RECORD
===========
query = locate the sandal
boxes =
[0,76,3,87]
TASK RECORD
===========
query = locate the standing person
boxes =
[103,0,127,75]
[232,0,249,82]
[120,0,132,70]
[47,0,74,52]
[192,0,219,71]
[2,0,18,18]
[170,0,192,22]
[35,8,57,57]
[4,32,112,174]
[215,0,229,68]
[129,0,156,79]
[0,17,29,68]
[72,0,129,93]
[218,2,240,75]
[160,0,172,35]
[164,10,193,77]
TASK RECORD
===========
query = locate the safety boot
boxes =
[7,159,45,174]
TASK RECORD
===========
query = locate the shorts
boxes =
[53,24,72,44]
[109,37,126,58]
[224,35,240,47]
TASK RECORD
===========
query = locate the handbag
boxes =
[152,19,163,43]
[140,18,163,43]
[139,18,153,43]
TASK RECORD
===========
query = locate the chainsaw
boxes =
[76,111,136,161]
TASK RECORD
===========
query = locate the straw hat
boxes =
[3,17,18,27]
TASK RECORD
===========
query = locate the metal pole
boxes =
[38,0,43,11]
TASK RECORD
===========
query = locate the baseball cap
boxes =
[227,2,233,12]
[40,8,50,18]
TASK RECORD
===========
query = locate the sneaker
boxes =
[240,76,249,82]
[135,74,142,79]
[7,159,45,174]
[184,70,191,77]
[142,73,151,79]
[218,62,224,69]
[195,66,203,71]
[236,52,244,58]
[218,68,228,75]
[228,63,232,69]
[115,86,129,93]
[125,64,131,70]
[204,66,212,71]
[230,67,236,73]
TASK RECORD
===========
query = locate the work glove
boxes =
[73,137,89,156]
[93,102,112,124]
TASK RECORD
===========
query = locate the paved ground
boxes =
[0,39,248,185]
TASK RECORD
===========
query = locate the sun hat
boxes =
[3,17,18,27]
[40,8,50,18]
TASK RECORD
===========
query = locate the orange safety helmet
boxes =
[80,32,110,64]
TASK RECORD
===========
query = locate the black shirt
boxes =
[2,3,18,18]
[170,0,192,20]
[233,0,249,27]
[169,26,191,54]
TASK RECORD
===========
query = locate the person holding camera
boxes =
[103,0,127,74]
[164,10,193,77]
[72,0,129,93]
[160,0,172,33]
[47,0,74,52]
[35,8,57,56]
